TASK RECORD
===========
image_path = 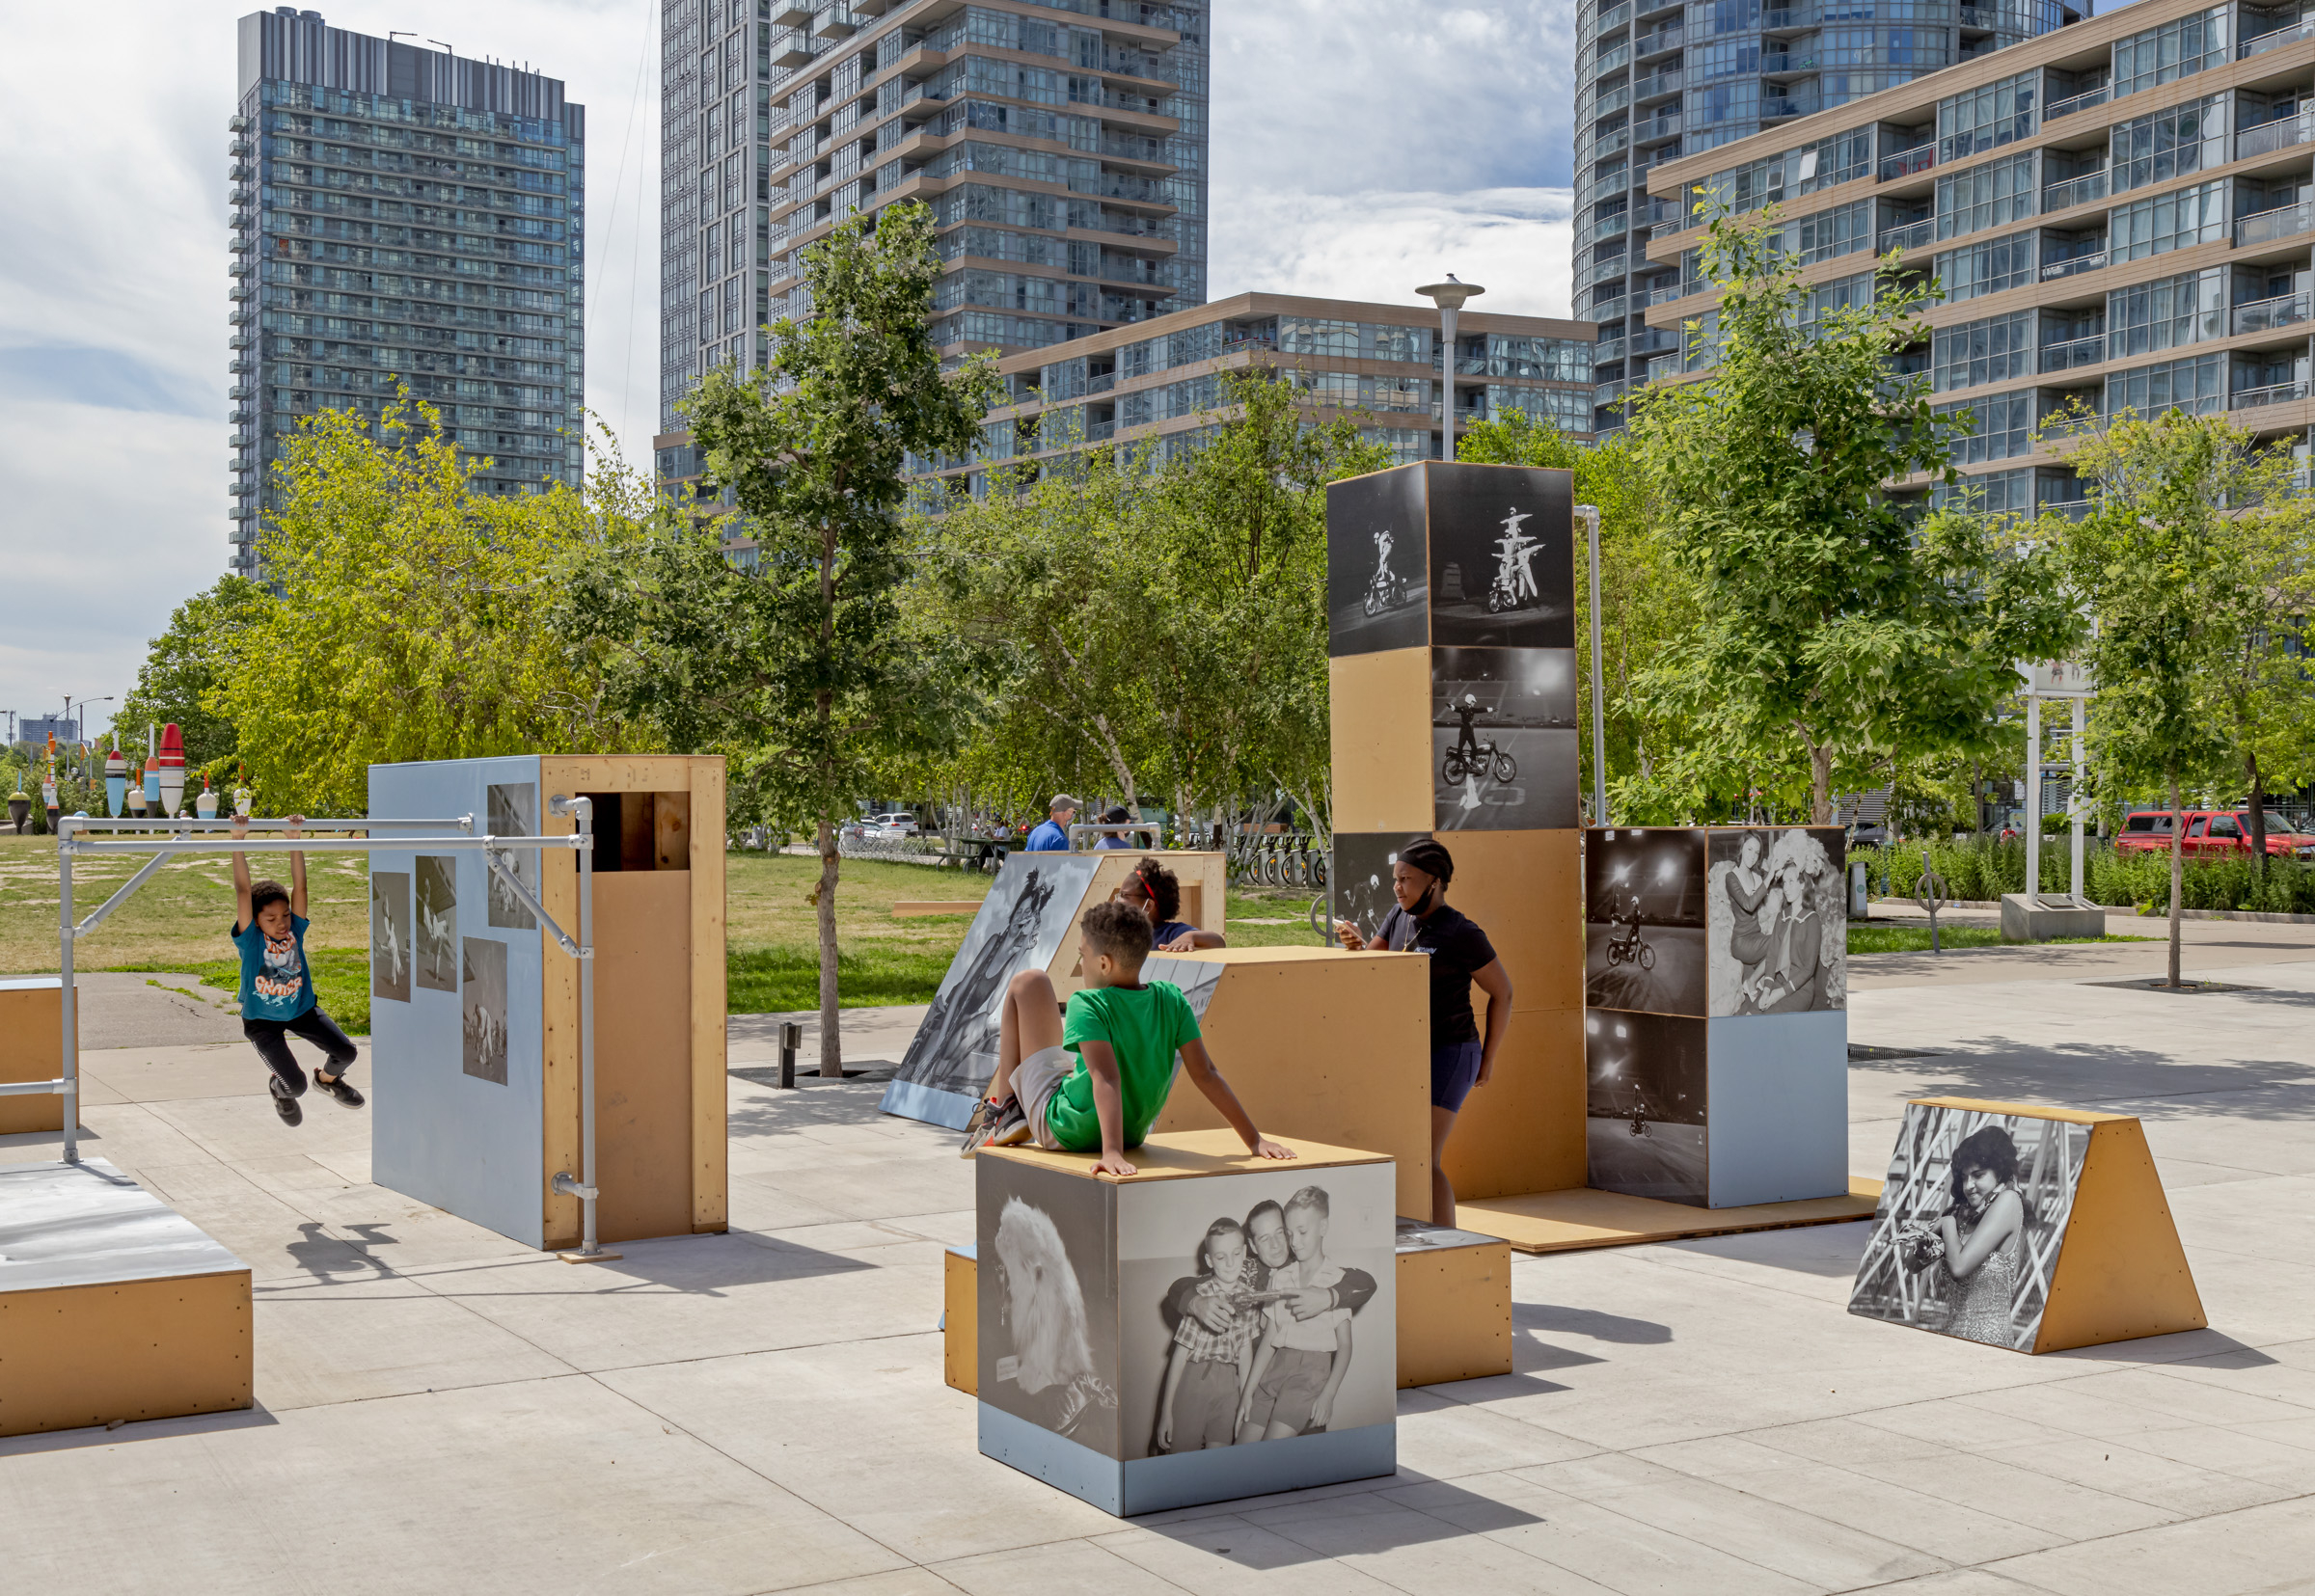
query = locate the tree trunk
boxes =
[2166,761,2184,989]
[2247,752,2268,879]
[817,813,843,1075]
[1809,740,1835,826]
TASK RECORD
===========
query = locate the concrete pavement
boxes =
[3,942,2313,1595]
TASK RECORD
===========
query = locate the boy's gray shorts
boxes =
[1015,1044,1075,1149]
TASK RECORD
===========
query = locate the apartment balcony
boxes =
[2043,171,2108,211]
[2241,18,2315,57]
[229,185,253,205]
[1634,69,1682,102]
[229,114,250,131]
[1594,378,1630,408]
[1878,145,1935,180]
[1761,6,1818,29]
[2042,235,2109,279]
[1760,50,1819,74]
[2234,289,2313,334]
[1632,327,1681,357]
[2236,203,2313,248]
[1635,23,1683,56]
[2238,112,2315,160]
[1647,282,1696,306]
[2045,84,2111,122]
[2233,378,2310,408]
[1593,128,1632,161]
[1596,335,1628,365]
[2039,333,2107,373]
[1085,419,1116,442]
[773,30,816,66]
[1593,41,1633,75]
[1594,1,1633,35]
[1877,216,1935,253]
[771,0,813,21]
[229,309,254,326]
[229,138,252,157]
[1592,211,1630,244]
[1761,95,1816,121]
[1590,292,1629,323]
[229,284,254,301]
[1593,85,1634,119]
[230,384,252,399]
[1634,112,1681,145]
[811,6,859,38]
[229,333,255,350]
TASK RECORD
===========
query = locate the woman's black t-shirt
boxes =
[1376,904,1498,1045]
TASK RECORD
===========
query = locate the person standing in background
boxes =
[1024,794,1080,852]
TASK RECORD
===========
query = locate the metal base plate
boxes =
[557,1248,625,1264]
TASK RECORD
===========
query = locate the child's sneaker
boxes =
[960,1098,1030,1157]
[315,1073,365,1109]
[269,1076,303,1127]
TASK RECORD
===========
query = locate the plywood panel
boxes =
[2033,1117,2206,1353]
[656,790,693,871]
[1457,1178,1883,1255]
[1149,949,1431,1217]
[1397,1240,1513,1388]
[944,1246,978,1394]
[541,755,704,795]
[1330,648,1435,834]
[687,758,728,1234]
[590,872,695,1244]
[1430,829,1584,1015]
[1443,1004,1587,1200]
[538,793,582,1250]
[0,1272,252,1436]
[0,979,70,1136]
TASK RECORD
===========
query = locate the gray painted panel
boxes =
[368,756,546,1248]
[977,1402,1398,1518]
[0,1160,246,1291]
[1704,1011,1849,1207]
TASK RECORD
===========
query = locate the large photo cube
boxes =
[978,1134,1397,1516]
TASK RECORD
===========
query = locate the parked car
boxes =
[2114,809,2315,859]
[867,812,920,836]
[1847,821,1888,848]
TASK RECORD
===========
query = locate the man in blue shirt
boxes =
[1023,794,1080,852]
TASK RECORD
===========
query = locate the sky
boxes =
[0,0,1572,744]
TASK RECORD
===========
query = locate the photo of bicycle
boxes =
[1582,827,1709,1016]
[1430,646,1578,832]
[1426,464,1573,648]
[1585,1009,1709,1204]
[1325,467,1429,656]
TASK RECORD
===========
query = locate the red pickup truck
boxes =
[2114,809,2315,859]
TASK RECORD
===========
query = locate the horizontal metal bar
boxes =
[61,816,473,833]
[0,1079,67,1096]
[67,833,584,856]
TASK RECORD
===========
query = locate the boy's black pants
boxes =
[245,1007,357,1096]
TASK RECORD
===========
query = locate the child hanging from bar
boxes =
[232,814,364,1127]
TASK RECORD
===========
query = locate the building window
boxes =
[1487,385,1595,433]
[1783,200,1873,263]
[2107,268,2225,360]
[1931,465,2033,514]
[1933,230,2036,303]
[1932,311,2035,393]
[1937,70,2038,165]
[1933,388,2036,463]
[2111,6,2229,100]
[1936,150,2038,241]
[2110,95,2227,193]
[2111,178,2227,262]
[1800,270,1876,330]
[2106,351,2225,416]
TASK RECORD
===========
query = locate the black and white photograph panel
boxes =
[485,782,539,931]
[415,855,457,993]
[1586,1010,1709,1204]
[1585,827,1707,927]
[1705,826,1847,1015]
[1585,922,1707,1016]
[978,1158,1122,1458]
[1324,465,1429,657]
[1850,1103,2092,1352]
[1115,1160,1396,1460]
[370,871,410,1004]
[1426,463,1574,648]
[1431,725,1578,831]
[886,852,1101,1107]
[1432,646,1578,731]
[1327,832,1432,944]
[460,936,508,1085]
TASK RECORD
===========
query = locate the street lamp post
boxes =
[1574,503,1607,825]
[1416,276,1486,462]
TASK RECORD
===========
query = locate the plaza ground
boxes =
[4,909,2314,1594]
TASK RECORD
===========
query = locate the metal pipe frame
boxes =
[65,816,474,833]
[1575,503,1608,826]
[48,817,597,1251]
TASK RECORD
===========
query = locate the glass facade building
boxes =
[231,8,586,577]
[1575,0,2083,428]
[656,0,1209,474]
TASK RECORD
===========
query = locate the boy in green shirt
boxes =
[961,902,1294,1177]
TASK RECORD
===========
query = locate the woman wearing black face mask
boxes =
[1331,837,1513,1226]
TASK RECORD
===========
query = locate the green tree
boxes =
[1627,207,2079,823]
[219,395,646,814]
[111,576,276,779]
[561,202,997,1075]
[2043,408,2289,984]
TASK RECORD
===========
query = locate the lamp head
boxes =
[1416,273,1486,312]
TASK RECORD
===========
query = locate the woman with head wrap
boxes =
[1331,837,1514,1226]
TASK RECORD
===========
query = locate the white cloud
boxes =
[1213,187,1573,317]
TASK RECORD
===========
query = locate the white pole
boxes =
[1577,504,1607,825]
[2026,695,2041,900]
[57,821,76,1165]
[2071,694,2086,902]
[1440,305,1459,461]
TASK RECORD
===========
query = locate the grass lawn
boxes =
[0,833,1331,1029]
[1847,922,2151,954]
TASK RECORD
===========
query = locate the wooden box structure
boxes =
[1327,461,1587,1201]
[881,850,1227,1129]
[0,1160,251,1437]
[0,977,73,1136]
[1582,825,1849,1208]
[367,756,727,1251]
[977,1131,1397,1516]
[1850,1097,2204,1354]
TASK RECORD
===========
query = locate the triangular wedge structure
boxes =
[2032,1110,2207,1352]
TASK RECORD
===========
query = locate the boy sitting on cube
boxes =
[961,901,1294,1177]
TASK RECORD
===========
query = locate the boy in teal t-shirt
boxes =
[961,901,1294,1176]
[231,814,364,1128]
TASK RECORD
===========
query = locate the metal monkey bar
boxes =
[22,801,613,1260]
